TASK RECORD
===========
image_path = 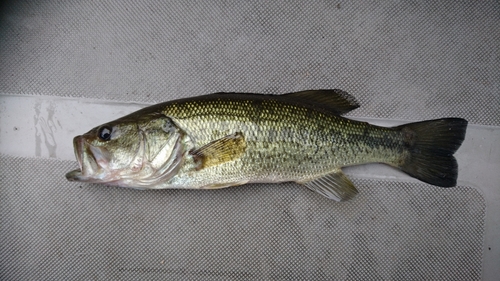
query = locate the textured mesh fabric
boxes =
[0,1,497,280]
[0,1,498,125]
[0,156,484,280]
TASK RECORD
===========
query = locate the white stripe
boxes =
[0,94,149,160]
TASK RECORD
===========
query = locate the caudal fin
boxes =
[396,118,468,187]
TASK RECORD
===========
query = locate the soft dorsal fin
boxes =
[299,169,359,201]
[283,89,359,115]
[189,132,246,170]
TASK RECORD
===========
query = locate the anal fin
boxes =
[189,132,246,170]
[299,169,358,201]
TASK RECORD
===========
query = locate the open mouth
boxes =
[74,136,84,172]
[65,136,98,182]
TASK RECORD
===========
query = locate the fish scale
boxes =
[66,90,467,201]
[161,94,404,189]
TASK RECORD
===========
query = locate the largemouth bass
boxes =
[66,90,467,201]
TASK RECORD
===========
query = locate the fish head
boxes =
[66,113,185,188]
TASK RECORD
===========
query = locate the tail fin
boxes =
[396,118,468,187]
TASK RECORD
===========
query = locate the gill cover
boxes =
[127,115,185,188]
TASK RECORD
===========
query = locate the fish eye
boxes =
[98,126,112,141]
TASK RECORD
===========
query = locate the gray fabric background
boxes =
[0,1,498,280]
[0,1,498,124]
[0,156,485,280]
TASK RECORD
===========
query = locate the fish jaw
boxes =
[65,128,185,188]
[65,136,111,183]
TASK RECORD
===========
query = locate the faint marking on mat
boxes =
[34,99,62,158]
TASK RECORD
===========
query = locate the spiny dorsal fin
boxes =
[299,169,359,201]
[189,132,246,170]
[283,89,360,115]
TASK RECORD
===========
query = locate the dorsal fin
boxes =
[191,89,359,115]
[282,89,359,115]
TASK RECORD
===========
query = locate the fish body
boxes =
[66,90,467,201]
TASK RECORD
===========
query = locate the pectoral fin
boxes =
[299,169,358,201]
[190,132,246,170]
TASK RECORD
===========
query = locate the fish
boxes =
[65,89,468,201]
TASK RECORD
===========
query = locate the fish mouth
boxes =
[65,136,99,182]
